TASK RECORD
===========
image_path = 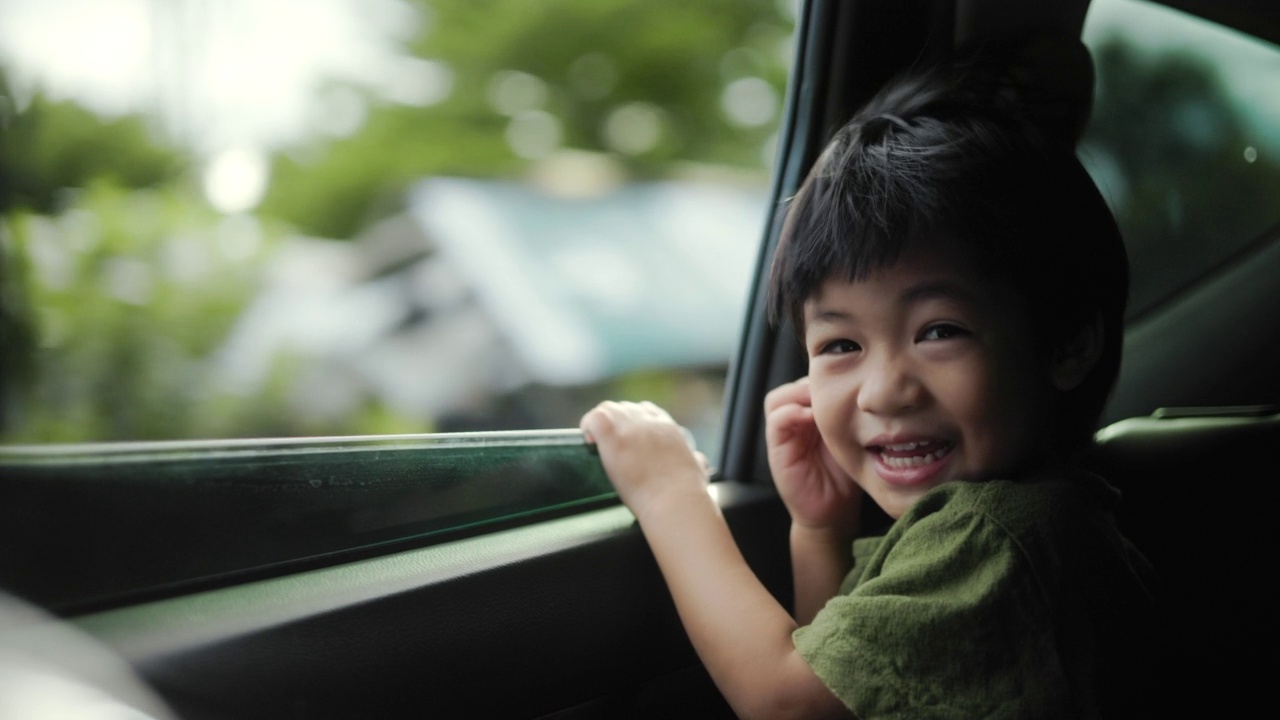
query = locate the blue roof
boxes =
[408,178,769,384]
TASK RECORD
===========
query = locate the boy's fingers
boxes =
[580,402,620,441]
[763,376,812,414]
[581,401,692,453]
[694,451,712,476]
[765,400,815,440]
[637,400,677,424]
[765,405,819,467]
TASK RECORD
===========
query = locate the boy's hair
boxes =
[767,63,1129,452]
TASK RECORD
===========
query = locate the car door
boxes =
[3,0,1277,717]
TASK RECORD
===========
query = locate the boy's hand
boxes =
[581,401,709,518]
[765,377,861,534]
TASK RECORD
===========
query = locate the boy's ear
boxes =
[1051,313,1104,391]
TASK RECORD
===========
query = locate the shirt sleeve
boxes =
[792,504,1073,719]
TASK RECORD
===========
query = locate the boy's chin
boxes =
[868,481,951,520]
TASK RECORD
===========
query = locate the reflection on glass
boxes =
[1081,0,1280,318]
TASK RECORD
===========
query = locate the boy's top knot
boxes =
[847,39,1093,156]
[990,35,1097,148]
[859,114,912,145]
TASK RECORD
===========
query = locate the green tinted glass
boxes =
[0,430,612,611]
[1081,0,1280,318]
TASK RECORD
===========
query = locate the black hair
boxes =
[766,63,1129,452]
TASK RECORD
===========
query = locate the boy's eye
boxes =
[819,339,861,355]
[919,323,969,342]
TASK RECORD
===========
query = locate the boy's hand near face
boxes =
[765,377,862,533]
[765,377,862,624]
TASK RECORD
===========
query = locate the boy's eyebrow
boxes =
[901,280,975,306]
[805,304,859,327]
[807,308,852,323]
[804,278,978,325]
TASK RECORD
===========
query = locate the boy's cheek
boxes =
[842,463,870,491]
[805,378,864,470]
[834,449,865,488]
[807,392,843,450]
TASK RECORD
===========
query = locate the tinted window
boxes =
[1080,0,1280,318]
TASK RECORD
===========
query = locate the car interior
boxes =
[1,0,1276,717]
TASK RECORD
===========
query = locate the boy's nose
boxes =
[856,355,924,416]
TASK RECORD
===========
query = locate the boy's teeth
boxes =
[878,443,953,468]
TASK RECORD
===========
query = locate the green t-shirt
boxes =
[793,469,1158,719]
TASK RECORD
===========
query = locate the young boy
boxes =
[580,65,1157,719]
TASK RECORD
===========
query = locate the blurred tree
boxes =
[0,71,186,215]
[2,184,261,441]
[0,214,37,436]
[260,0,792,238]
[1,71,185,437]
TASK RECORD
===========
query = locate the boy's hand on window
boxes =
[765,378,861,535]
[581,401,709,519]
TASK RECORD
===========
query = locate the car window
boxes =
[0,0,796,451]
[1080,0,1280,320]
[0,0,796,610]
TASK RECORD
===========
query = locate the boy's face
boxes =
[803,242,1056,519]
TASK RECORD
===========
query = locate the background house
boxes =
[213,173,768,448]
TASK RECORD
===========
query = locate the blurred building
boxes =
[215,174,768,431]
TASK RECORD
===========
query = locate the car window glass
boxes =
[1080,0,1280,319]
[0,0,797,457]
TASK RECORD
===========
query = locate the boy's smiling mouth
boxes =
[865,438,957,471]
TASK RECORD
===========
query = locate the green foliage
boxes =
[0,73,186,214]
[262,108,518,239]
[2,181,441,442]
[260,0,792,238]
[0,219,38,421]
[2,184,260,441]
[412,0,788,159]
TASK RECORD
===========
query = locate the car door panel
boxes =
[75,483,789,719]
